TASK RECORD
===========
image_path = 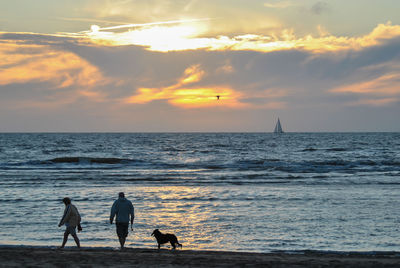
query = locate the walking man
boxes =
[110,192,135,249]
[58,197,81,248]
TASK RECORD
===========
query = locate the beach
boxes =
[1,247,400,267]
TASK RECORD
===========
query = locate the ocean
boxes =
[0,133,399,252]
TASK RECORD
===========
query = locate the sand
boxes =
[1,247,400,267]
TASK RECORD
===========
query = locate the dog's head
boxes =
[151,229,160,237]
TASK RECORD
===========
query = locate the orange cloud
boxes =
[179,64,205,85]
[330,66,400,107]
[345,98,399,107]
[126,65,244,108]
[0,39,109,95]
[0,37,112,110]
[331,73,400,95]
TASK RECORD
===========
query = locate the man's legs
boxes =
[59,231,69,248]
[71,233,81,248]
[60,227,80,248]
[116,222,128,249]
[118,236,126,249]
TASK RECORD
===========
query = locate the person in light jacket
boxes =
[58,197,81,248]
[110,192,134,249]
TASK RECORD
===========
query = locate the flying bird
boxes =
[216,95,220,100]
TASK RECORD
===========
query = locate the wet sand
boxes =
[1,247,400,267]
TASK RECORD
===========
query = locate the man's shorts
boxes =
[64,226,77,236]
[116,222,129,238]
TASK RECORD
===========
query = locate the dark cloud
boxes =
[1,32,400,131]
[3,32,400,95]
[311,1,331,15]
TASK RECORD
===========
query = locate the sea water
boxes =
[0,133,399,252]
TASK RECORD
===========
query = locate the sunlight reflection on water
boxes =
[1,133,400,252]
[2,180,400,252]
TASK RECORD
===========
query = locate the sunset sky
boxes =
[1,0,400,132]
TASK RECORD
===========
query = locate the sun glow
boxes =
[83,20,209,52]
[63,20,400,53]
[124,25,202,51]
[128,86,242,108]
[170,88,242,108]
[125,65,244,108]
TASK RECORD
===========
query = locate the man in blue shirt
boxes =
[110,192,135,249]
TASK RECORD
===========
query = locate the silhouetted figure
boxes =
[216,95,220,100]
[151,229,182,249]
[110,192,134,249]
[58,197,81,249]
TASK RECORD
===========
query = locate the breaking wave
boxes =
[47,157,132,165]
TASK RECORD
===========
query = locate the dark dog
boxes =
[151,229,182,249]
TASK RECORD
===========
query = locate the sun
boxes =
[90,25,100,33]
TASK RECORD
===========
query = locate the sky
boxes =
[1,0,400,132]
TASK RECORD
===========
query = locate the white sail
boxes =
[274,118,284,133]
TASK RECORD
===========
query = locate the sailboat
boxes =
[274,118,284,133]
